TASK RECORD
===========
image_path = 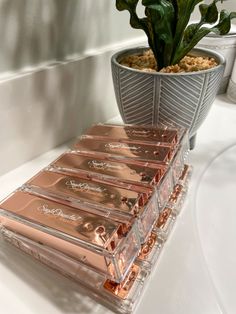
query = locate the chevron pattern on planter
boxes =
[191,70,223,133]
[111,47,225,141]
[158,70,223,135]
[113,67,155,125]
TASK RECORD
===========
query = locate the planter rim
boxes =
[111,47,226,77]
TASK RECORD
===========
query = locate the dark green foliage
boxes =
[115,0,236,69]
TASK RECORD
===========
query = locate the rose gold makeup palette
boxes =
[23,169,158,243]
[84,123,187,147]
[50,152,174,209]
[0,123,192,313]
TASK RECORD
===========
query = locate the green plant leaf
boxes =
[115,0,236,70]
[199,1,219,24]
[171,0,203,56]
[181,1,219,49]
[211,10,236,34]
[142,0,175,68]
[173,9,236,64]
[116,0,146,30]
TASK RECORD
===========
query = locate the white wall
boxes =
[0,1,235,175]
[0,0,146,175]
[0,0,144,74]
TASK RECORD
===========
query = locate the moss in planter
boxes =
[120,49,218,73]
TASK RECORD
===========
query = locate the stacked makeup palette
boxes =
[0,123,192,313]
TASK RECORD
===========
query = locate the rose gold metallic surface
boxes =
[25,170,159,243]
[179,164,190,181]
[26,170,151,216]
[0,190,140,281]
[137,232,157,260]
[1,217,110,272]
[48,167,153,196]
[156,207,172,229]
[169,184,183,204]
[104,264,140,299]
[74,137,173,164]
[0,191,123,247]
[85,124,178,146]
[52,152,166,188]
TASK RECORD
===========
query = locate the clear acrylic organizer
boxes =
[0,226,150,314]
[0,190,141,283]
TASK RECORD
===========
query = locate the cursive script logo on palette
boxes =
[105,143,140,151]
[37,204,82,222]
[88,160,125,171]
[125,129,151,137]
[65,180,106,194]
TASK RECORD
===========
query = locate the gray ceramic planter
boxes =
[111,47,225,149]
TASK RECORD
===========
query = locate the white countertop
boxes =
[0,95,236,314]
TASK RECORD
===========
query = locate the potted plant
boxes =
[111,0,236,148]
